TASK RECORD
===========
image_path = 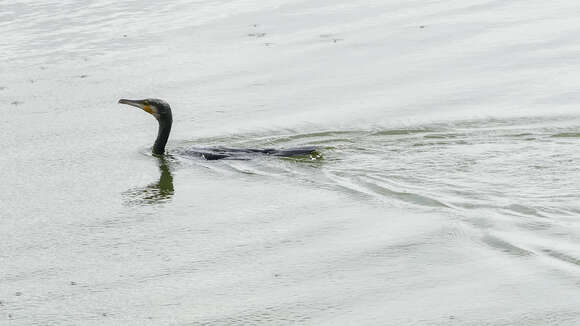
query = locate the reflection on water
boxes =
[122,148,322,206]
[123,157,174,206]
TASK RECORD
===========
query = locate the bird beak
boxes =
[118,99,154,115]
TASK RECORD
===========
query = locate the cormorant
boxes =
[118,98,318,159]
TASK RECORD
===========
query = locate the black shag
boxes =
[118,98,317,159]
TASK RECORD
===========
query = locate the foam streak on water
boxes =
[2,1,580,325]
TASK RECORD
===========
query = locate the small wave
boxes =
[423,133,466,139]
[481,235,533,257]
[359,179,448,207]
[551,132,580,138]
[370,129,435,136]
[262,130,359,145]
[325,173,448,208]
[504,204,545,218]
[542,249,580,266]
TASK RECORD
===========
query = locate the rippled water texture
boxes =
[2,0,580,325]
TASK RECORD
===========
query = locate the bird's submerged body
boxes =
[118,98,318,160]
[180,146,318,160]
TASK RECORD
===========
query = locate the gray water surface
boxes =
[2,1,580,325]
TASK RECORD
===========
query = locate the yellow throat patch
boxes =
[143,105,153,114]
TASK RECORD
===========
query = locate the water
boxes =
[2,0,580,325]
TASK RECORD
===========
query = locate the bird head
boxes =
[118,98,171,121]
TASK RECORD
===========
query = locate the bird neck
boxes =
[153,115,172,156]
